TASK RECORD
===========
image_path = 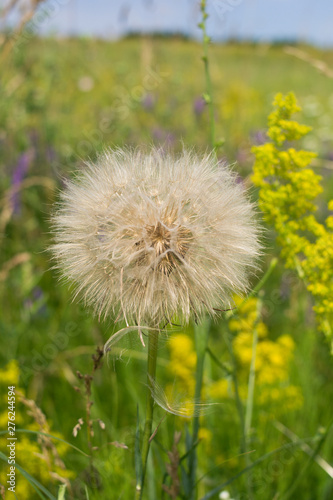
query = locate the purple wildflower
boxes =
[251,129,267,146]
[152,127,175,147]
[11,149,34,214]
[326,151,333,162]
[142,93,155,111]
[24,287,47,317]
[193,96,205,116]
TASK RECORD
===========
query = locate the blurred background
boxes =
[4,0,333,45]
[1,1,333,499]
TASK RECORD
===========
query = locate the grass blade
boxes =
[0,451,56,500]
[199,437,322,500]
[0,429,89,456]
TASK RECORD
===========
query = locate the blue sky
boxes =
[7,0,333,47]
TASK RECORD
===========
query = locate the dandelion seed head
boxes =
[50,147,260,326]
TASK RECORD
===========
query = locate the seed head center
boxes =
[138,221,191,275]
[148,222,171,256]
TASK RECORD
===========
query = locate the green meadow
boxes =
[1,36,333,499]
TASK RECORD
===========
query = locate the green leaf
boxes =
[181,463,191,498]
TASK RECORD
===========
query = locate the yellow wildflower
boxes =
[208,379,229,399]
[252,92,333,346]
[230,296,302,413]
[0,361,73,498]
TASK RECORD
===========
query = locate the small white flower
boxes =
[77,76,94,92]
[219,491,231,500]
[50,147,260,326]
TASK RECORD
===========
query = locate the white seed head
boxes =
[50,147,260,326]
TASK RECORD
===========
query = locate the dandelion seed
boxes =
[110,441,129,450]
[148,376,218,418]
[50,147,260,331]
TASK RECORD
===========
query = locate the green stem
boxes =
[244,318,259,438]
[189,318,210,500]
[199,0,216,150]
[224,331,246,455]
[137,330,159,500]
[225,257,278,321]
[244,298,262,500]
[251,258,278,296]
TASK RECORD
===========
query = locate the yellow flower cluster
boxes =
[252,92,333,345]
[167,333,230,402]
[0,360,73,498]
[167,302,302,414]
[168,334,197,396]
[0,360,24,428]
[230,297,303,411]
